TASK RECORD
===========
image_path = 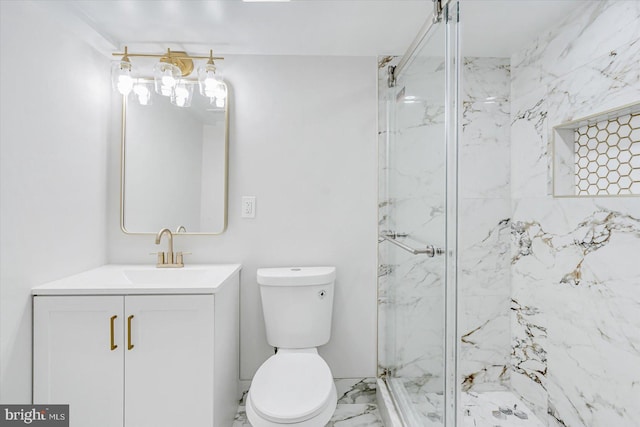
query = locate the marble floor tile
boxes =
[461,391,545,427]
[233,403,384,427]
[398,384,545,427]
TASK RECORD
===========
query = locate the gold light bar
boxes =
[112,47,224,61]
[112,47,224,77]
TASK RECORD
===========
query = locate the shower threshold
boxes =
[385,378,545,426]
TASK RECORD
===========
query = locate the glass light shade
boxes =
[111,60,133,95]
[213,81,227,101]
[171,81,194,108]
[197,64,219,98]
[210,81,227,108]
[153,62,181,97]
[132,81,152,106]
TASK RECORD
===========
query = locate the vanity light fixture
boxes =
[154,61,181,97]
[111,46,133,96]
[197,50,228,108]
[111,46,225,108]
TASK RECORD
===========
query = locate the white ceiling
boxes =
[45,0,431,57]
[40,0,593,59]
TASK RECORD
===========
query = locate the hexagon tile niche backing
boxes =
[575,112,640,195]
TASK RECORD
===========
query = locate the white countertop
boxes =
[31,264,242,296]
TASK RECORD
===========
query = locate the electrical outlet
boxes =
[241,196,256,218]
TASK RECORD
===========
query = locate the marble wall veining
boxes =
[510,1,640,425]
[458,57,512,392]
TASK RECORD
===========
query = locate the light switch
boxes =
[241,196,256,218]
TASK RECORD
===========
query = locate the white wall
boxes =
[0,1,110,402]
[108,55,379,380]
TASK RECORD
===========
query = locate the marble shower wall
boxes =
[458,57,511,392]
[510,1,640,425]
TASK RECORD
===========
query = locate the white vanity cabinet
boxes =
[32,264,240,427]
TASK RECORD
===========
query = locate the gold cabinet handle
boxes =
[110,315,118,351]
[127,315,134,350]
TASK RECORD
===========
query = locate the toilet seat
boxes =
[248,350,335,424]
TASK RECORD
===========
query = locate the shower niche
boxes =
[553,102,640,197]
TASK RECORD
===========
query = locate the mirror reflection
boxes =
[121,80,229,234]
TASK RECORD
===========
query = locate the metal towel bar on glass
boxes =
[379,231,445,257]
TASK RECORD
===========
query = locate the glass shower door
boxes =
[378,4,457,424]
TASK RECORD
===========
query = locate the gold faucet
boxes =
[154,228,184,268]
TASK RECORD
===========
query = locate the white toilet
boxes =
[247,267,337,427]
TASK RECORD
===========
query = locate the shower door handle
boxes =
[379,232,444,257]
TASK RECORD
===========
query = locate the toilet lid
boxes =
[250,352,333,423]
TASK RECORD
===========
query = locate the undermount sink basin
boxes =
[31,264,242,295]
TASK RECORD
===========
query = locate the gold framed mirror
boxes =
[120,80,229,235]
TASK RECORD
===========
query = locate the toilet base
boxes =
[246,383,337,427]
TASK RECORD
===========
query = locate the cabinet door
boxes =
[33,296,124,427]
[124,295,214,427]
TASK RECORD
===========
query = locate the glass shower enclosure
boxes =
[379,0,640,425]
[378,1,458,425]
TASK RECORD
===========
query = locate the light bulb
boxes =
[133,83,151,106]
[204,77,217,97]
[170,81,193,108]
[198,62,221,98]
[159,75,176,96]
[111,60,133,95]
[216,82,227,98]
[162,75,176,88]
[154,62,181,97]
[117,75,133,95]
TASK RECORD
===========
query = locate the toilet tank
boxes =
[257,267,335,349]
